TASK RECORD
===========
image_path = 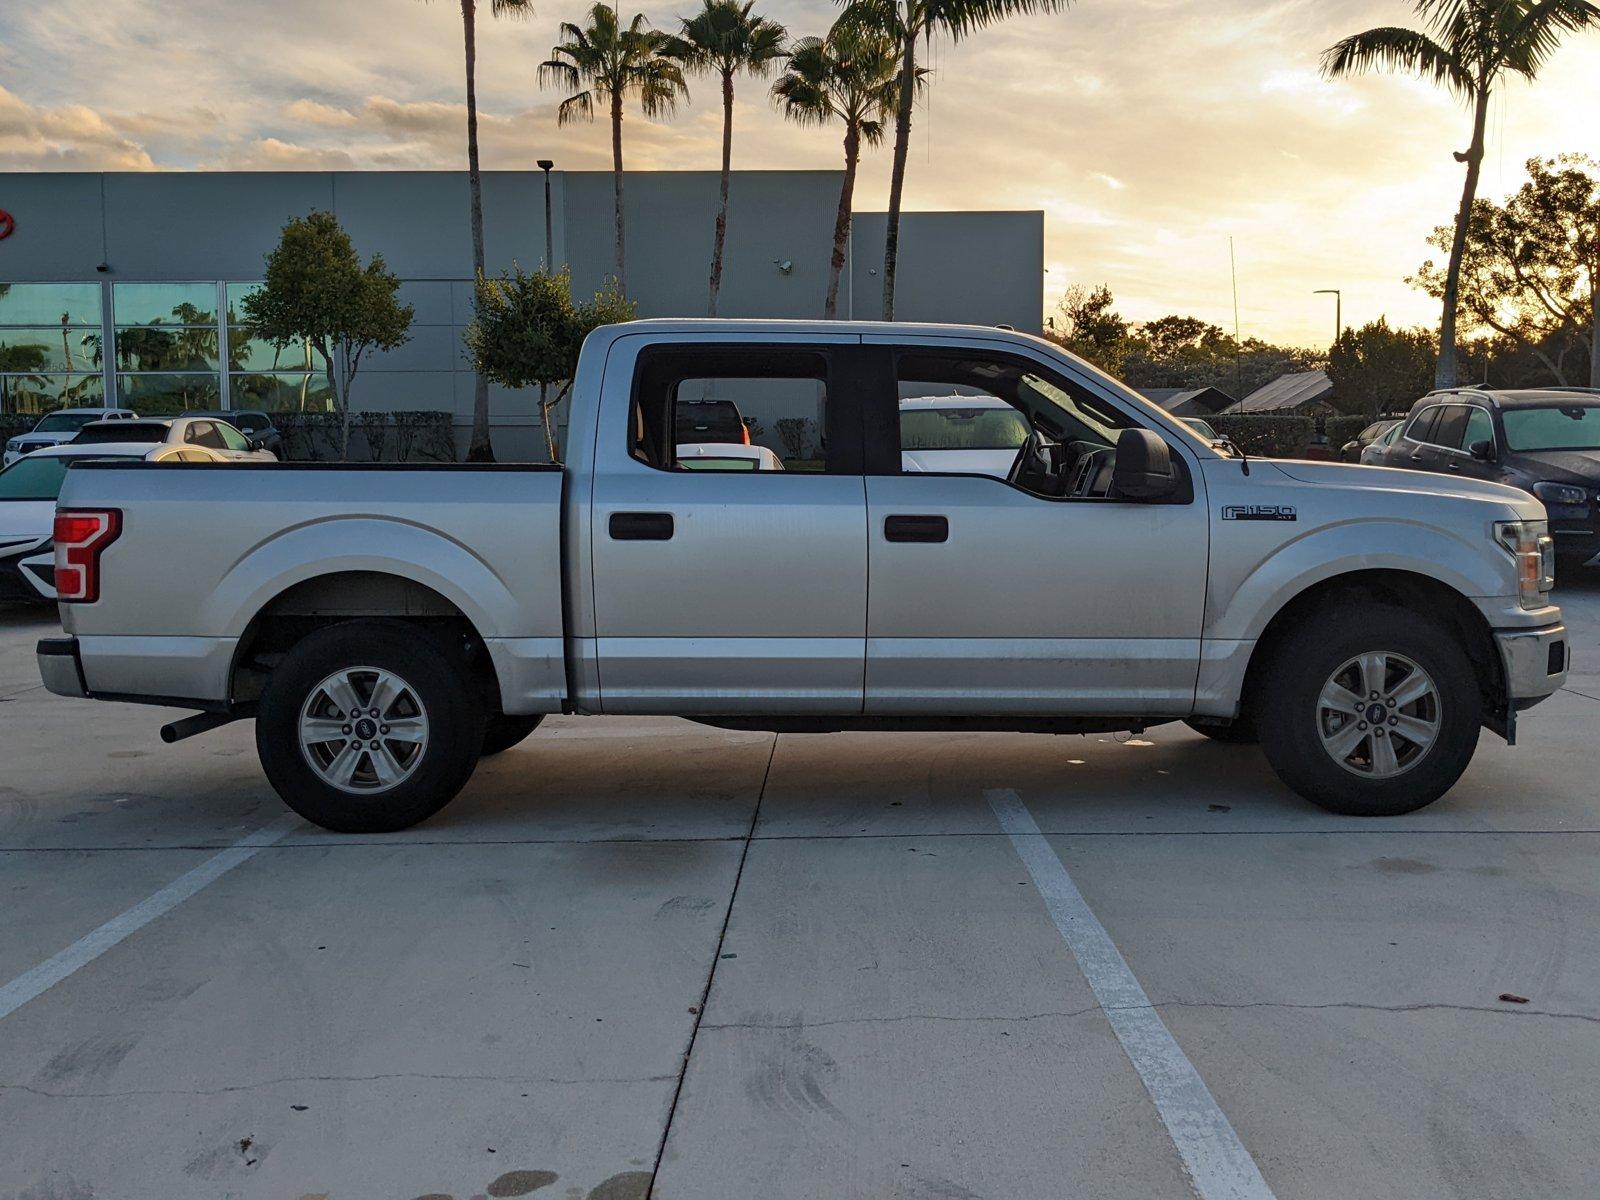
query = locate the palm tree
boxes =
[540,5,688,293]
[666,1,788,316]
[1324,0,1600,388]
[843,0,1070,320]
[772,19,903,318]
[424,0,534,461]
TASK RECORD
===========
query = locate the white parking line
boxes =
[0,813,303,1023]
[987,789,1276,1200]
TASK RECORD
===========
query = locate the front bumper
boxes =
[1496,622,1568,704]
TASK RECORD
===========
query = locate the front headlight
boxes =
[1494,519,1555,608]
[5,439,19,452]
[1532,481,1588,508]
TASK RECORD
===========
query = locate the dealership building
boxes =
[0,170,1043,459]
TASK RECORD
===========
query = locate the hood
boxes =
[1268,459,1535,506]
[1508,448,1600,484]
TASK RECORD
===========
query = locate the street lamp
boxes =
[537,159,554,271]
[1313,288,1341,348]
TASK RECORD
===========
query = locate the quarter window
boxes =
[1404,405,1443,444]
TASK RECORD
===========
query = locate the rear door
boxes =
[587,334,873,714]
[1391,404,1446,471]
[859,335,1209,715]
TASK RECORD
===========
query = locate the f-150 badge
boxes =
[1222,504,1297,521]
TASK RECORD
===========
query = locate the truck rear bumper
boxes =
[1496,622,1567,704]
[37,638,87,698]
[37,634,235,710]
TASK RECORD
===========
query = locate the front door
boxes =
[861,336,1210,715]
[588,336,872,714]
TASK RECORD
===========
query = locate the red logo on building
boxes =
[0,210,14,240]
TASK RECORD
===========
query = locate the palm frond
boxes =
[1320,25,1474,100]
[1500,0,1600,77]
[930,0,1073,41]
[556,90,596,125]
[487,0,535,18]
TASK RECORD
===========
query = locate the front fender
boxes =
[1207,516,1512,642]
[203,515,526,639]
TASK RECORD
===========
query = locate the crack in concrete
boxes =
[1144,998,1600,1025]
[0,1070,678,1100]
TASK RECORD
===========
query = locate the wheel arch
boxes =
[1238,569,1505,727]
[228,571,504,714]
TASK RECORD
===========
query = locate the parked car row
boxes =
[1360,388,1600,569]
[1,408,283,603]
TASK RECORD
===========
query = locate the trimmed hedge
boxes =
[268,411,456,463]
[0,414,35,444]
[1210,413,1372,458]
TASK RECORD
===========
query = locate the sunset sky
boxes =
[2,0,1599,346]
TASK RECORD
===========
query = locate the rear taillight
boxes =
[741,424,752,445]
[54,509,121,603]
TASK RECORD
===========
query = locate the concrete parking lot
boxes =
[2,580,1598,1200]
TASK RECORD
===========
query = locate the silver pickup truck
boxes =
[38,320,1569,831]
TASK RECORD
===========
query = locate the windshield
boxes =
[1018,372,1128,444]
[33,412,99,434]
[74,424,166,445]
[901,407,1030,451]
[1501,405,1600,452]
[0,455,73,500]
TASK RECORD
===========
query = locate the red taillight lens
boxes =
[54,509,121,603]
[741,424,752,445]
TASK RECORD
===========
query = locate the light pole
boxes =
[1313,288,1342,349]
[537,159,554,270]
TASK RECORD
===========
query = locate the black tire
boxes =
[255,621,484,833]
[1256,603,1481,816]
[481,713,544,757]
[1184,715,1258,744]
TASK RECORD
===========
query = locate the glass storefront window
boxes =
[228,371,332,413]
[230,335,317,372]
[0,327,104,373]
[112,282,217,326]
[0,374,106,414]
[116,373,221,414]
[0,283,103,327]
[115,326,219,372]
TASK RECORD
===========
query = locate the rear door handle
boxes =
[1409,453,1425,462]
[884,514,948,543]
[608,512,674,541]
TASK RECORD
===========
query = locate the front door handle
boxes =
[1409,453,1425,462]
[884,514,948,543]
[609,512,674,541]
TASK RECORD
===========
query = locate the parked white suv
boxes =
[4,408,139,467]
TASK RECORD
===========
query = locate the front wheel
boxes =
[256,621,484,833]
[1257,604,1481,816]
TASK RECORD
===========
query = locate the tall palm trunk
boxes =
[462,0,494,461]
[1436,84,1491,389]
[825,122,861,320]
[611,91,626,291]
[880,25,918,321]
[708,70,734,317]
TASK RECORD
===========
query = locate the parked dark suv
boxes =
[1379,387,1600,568]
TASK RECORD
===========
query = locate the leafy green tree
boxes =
[465,265,636,461]
[1048,284,1129,373]
[541,6,689,294]
[241,212,413,460]
[772,15,903,318]
[1327,318,1438,418]
[666,0,788,316]
[1415,154,1600,386]
[842,0,1071,320]
[422,0,533,462]
[1323,0,1600,388]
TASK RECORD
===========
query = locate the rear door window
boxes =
[1432,405,1470,450]
[1404,405,1443,444]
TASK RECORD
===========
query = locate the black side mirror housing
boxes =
[248,435,267,451]
[1469,439,1495,462]
[1113,428,1177,499]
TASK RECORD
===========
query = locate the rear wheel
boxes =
[256,621,484,833]
[481,713,544,757]
[1257,604,1481,816]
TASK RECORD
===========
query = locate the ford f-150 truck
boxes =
[37,320,1569,832]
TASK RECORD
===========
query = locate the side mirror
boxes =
[1469,439,1495,462]
[1113,428,1177,500]
[248,435,267,452]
